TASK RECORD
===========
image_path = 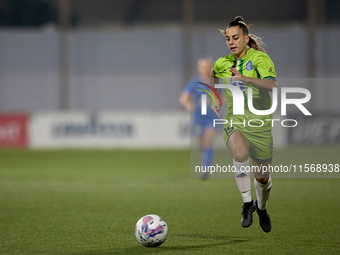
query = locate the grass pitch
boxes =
[0,148,339,254]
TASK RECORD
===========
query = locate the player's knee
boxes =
[256,177,269,184]
[203,140,212,149]
[233,150,249,163]
[203,134,215,148]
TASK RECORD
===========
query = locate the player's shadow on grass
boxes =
[72,235,248,255]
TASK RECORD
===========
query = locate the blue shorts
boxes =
[192,114,215,137]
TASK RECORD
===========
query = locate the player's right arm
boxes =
[210,68,221,118]
[179,81,192,111]
[179,91,191,111]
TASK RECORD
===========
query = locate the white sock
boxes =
[233,159,252,203]
[254,175,272,210]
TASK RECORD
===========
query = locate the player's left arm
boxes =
[230,70,277,91]
[210,68,221,117]
[230,54,278,91]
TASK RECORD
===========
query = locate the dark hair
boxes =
[220,16,266,53]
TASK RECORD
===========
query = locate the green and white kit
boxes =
[214,48,276,162]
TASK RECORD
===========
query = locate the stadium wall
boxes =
[0,25,340,113]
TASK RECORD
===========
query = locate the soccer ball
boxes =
[135,214,168,247]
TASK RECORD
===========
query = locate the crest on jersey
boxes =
[246,60,253,71]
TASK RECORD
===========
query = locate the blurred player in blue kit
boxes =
[180,58,220,179]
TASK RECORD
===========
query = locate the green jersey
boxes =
[213,48,277,133]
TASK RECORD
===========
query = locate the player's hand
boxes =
[229,67,247,82]
[211,100,220,118]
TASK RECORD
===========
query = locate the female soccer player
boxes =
[180,58,217,179]
[210,16,277,233]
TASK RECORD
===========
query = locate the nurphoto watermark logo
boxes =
[200,82,312,128]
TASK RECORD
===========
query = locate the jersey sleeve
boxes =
[255,53,277,80]
[213,59,223,78]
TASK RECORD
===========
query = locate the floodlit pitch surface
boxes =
[0,148,339,254]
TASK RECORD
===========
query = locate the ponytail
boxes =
[248,34,266,53]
